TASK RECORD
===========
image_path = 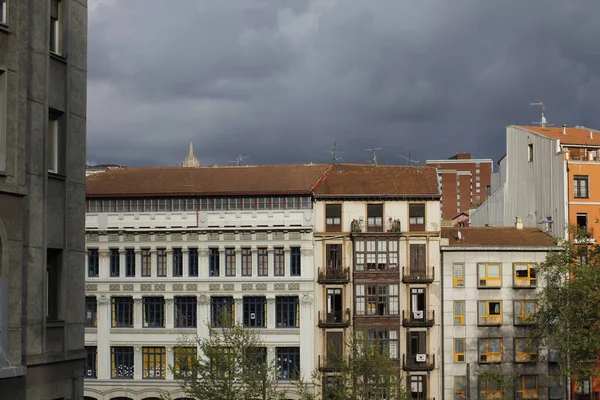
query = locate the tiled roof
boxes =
[86,164,331,197]
[441,227,557,247]
[514,125,600,146]
[314,164,440,197]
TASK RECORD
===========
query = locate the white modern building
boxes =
[83,164,329,400]
[440,225,564,400]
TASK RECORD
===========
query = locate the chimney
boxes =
[591,131,594,139]
[515,216,523,230]
[563,124,567,135]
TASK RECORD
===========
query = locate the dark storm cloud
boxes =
[87,0,600,167]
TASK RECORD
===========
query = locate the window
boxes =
[574,175,589,198]
[85,346,97,378]
[409,375,426,399]
[276,347,299,380]
[157,198,169,211]
[272,197,284,210]
[0,69,6,172]
[577,213,589,233]
[408,243,425,276]
[175,297,197,328]
[112,297,133,327]
[479,338,502,363]
[228,198,241,210]
[186,198,197,211]
[111,346,134,379]
[110,249,120,277]
[209,248,220,277]
[87,199,101,212]
[225,248,236,276]
[242,197,254,210]
[102,199,114,212]
[290,247,301,276]
[410,287,426,321]
[125,249,135,277]
[354,238,398,271]
[454,339,465,362]
[188,248,198,277]
[478,263,501,288]
[274,248,284,276]
[243,297,266,328]
[454,376,466,400]
[141,249,151,277]
[300,197,311,209]
[214,198,227,210]
[453,301,465,325]
[453,264,465,287]
[174,346,197,376]
[115,199,129,212]
[241,248,252,276]
[276,296,299,328]
[157,249,167,277]
[515,338,537,363]
[47,111,61,173]
[479,375,501,399]
[172,248,183,277]
[528,143,534,162]
[367,329,398,359]
[46,248,61,320]
[143,297,165,328]
[326,204,342,232]
[514,263,536,287]
[0,0,7,25]
[88,249,99,277]
[257,197,269,210]
[257,248,268,276]
[355,284,398,316]
[514,300,536,325]
[366,204,383,231]
[130,199,142,212]
[171,198,184,211]
[143,198,156,211]
[409,203,425,230]
[142,347,166,379]
[200,198,212,210]
[211,296,234,327]
[50,0,63,54]
[85,296,97,327]
[516,375,538,399]
[478,300,502,325]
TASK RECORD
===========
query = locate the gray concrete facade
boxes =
[0,0,87,398]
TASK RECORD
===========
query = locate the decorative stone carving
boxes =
[300,293,314,305]
[223,233,235,241]
[123,284,134,291]
[274,283,285,291]
[125,233,136,242]
[288,283,300,291]
[108,234,119,242]
[256,283,267,291]
[267,297,275,305]
[223,284,234,291]
[289,232,301,240]
[186,284,197,291]
[109,284,120,291]
[240,232,252,241]
[241,284,253,291]
[301,249,313,256]
[198,295,209,305]
[208,233,220,241]
[154,284,165,291]
[141,284,152,292]
[173,284,184,291]
[234,296,243,303]
[199,248,209,257]
[188,232,198,241]
[171,233,182,241]
[139,233,151,242]
[209,284,221,291]
[165,298,174,305]
[87,233,99,242]
[273,232,284,240]
[85,284,97,292]
[157,233,167,241]
[98,294,109,305]
[256,232,268,240]
[133,297,142,305]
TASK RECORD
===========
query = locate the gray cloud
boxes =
[88,0,600,167]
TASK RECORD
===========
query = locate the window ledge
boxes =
[48,171,66,181]
[49,52,67,64]
[46,320,65,328]
[0,23,9,35]
[0,366,26,379]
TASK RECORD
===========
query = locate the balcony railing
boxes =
[573,227,596,244]
[318,267,350,284]
[318,355,342,372]
[403,354,435,371]
[402,310,435,327]
[318,311,350,328]
[402,266,434,283]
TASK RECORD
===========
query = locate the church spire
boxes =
[182,141,200,167]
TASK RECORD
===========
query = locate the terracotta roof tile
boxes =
[514,125,600,146]
[86,164,331,197]
[314,164,440,197]
[441,227,557,247]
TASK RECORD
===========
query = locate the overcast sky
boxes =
[87,0,600,168]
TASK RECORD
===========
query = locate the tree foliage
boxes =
[530,228,600,380]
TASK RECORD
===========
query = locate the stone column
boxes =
[301,248,313,280]
[134,346,143,380]
[266,296,276,329]
[299,293,314,382]
[199,248,209,278]
[197,294,210,339]
[182,248,189,277]
[284,246,291,277]
[165,297,174,329]
[234,297,243,326]
[134,297,143,329]
[219,248,225,277]
[166,347,174,380]
[150,249,157,278]
[84,250,89,276]
[134,248,141,278]
[99,249,110,279]
[166,248,173,278]
[97,294,111,380]
[251,247,258,276]
[267,248,274,277]
[235,249,242,277]
[119,249,126,278]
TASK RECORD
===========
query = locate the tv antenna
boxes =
[325,141,342,164]
[228,154,249,166]
[398,147,419,165]
[530,102,553,127]
[365,148,382,166]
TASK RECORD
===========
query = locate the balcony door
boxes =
[326,244,342,270]
[326,331,343,362]
[409,244,426,278]
[409,375,427,400]
[410,288,426,321]
[407,331,427,362]
[326,288,343,323]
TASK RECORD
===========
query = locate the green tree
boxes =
[297,331,408,400]
[529,228,600,382]
[170,313,287,400]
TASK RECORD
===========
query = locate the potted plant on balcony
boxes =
[391,218,401,232]
[351,219,362,233]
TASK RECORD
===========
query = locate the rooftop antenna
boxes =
[366,148,382,166]
[228,154,249,166]
[398,147,419,165]
[530,102,553,127]
[325,141,342,165]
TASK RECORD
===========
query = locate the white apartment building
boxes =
[83,165,330,400]
[312,164,443,400]
[441,226,564,400]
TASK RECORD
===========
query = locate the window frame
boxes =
[513,263,536,288]
[274,247,284,276]
[478,300,502,326]
[142,346,166,380]
[47,110,62,174]
[143,296,165,328]
[325,204,342,232]
[574,175,589,198]
[408,203,426,230]
[141,248,151,277]
[88,249,99,277]
[174,346,197,376]
[0,68,6,173]
[276,347,300,380]
[478,338,503,363]
[0,0,7,26]
[454,376,466,400]
[354,284,398,316]
[454,338,465,363]
[188,248,198,277]
[479,375,502,399]
[211,296,234,327]
[111,296,134,328]
[275,296,299,328]
[354,238,398,272]
[209,248,220,277]
[109,248,120,278]
[156,248,167,277]
[175,296,197,328]
[514,338,537,363]
[516,375,538,399]
[225,248,236,277]
[514,300,537,325]
[85,296,97,327]
[111,346,134,379]
[125,248,135,277]
[453,263,465,287]
[50,0,63,55]
[241,248,252,276]
[478,263,502,288]
[453,300,465,325]
[366,204,383,232]
[290,247,301,276]
[85,346,97,379]
[46,248,61,321]
[257,248,268,276]
[172,248,183,277]
[243,296,266,328]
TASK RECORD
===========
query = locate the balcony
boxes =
[402,266,434,284]
[573,227,596,244]
[318,267,349,284]
[403,354,435,371]
[318,355,341,372]
[318,311,350,328]
[402,310,435,328]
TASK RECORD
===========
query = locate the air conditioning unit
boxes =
[415,354,426,362]
[413,311,423,319]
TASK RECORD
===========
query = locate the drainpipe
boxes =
[440,249,445,399]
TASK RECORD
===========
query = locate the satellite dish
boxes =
[457,230,462,240]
